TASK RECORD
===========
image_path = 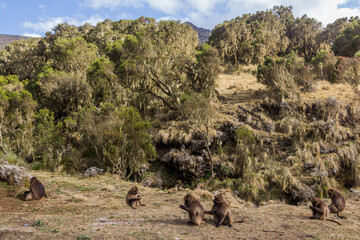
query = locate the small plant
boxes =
[77,236,90,240]
[32,219,45,226]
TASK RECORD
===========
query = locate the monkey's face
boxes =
[311,198,320,206]
[184,194,193,205]
[30,177,37,184]
[131,186,138,194]
[213,194,223,204]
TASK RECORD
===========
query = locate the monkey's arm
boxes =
[128,195,141,201]
[309,206,324,214]
[216,213,227,227]
[180,205,191,213]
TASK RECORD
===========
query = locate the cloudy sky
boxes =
[1,0,360,37]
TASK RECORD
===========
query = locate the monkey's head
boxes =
[130,186,139,195]
[184,194,194,205]
[30,177,38,184]
[311,198,321,206]
[327,188,335,197]
[213,193,224,205]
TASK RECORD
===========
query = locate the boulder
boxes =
[0,161,31,186]
[84,167,104,178]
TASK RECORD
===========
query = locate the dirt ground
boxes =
[0,171,359,240]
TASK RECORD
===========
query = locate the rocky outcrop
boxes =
[185,22,211,44]
[84,167,104,178]
[0,161,31,186]
[160,149,207,178]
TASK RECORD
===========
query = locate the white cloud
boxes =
[23,33,42,38]
[223,0,360,27]
[145,0,183,15]
[77,0,360,29]
[156,16,178,21]
[38,4,45,9]
[0,2,5,10]
[21,15,104,33]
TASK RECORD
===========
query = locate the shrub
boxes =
[333,57,360,85]
[311,50,338,81]
[64,105,156,179]
[257,53,313,100]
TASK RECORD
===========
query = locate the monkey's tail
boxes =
[234,219,247,223]
[326,219,341,226]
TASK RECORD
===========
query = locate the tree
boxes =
[0,38,41,80]
[333,17,360,57]
[287,15,323,61]
[0,75,37,156]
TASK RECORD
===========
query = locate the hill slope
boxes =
[0,170,359,240]
[0,34,30,49]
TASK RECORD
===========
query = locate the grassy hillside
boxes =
[0,34,31,49]
[0,170,359,240]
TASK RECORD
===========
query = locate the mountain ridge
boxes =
[185,22,211,44]
[0,34,31,49]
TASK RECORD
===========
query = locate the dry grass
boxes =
[303,80,358,103]
[0,171,359,240]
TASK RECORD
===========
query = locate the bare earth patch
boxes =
[0,171,359,240]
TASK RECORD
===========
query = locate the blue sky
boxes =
[1,0,360,37]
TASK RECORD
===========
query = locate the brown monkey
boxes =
[179,194,205,226]
[205,193,233,228]
[126,186,145,209]
[24,177,48,201]
[327,188,346,219]
[309,198,341,225]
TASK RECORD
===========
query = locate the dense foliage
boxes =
[0,7,359,201]
[0,17,220,177]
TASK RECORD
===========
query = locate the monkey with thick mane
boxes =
[327,188,346,219]
[126,186,146,209]
[309,198,341,225]
[24,177,48,201]
[205,193,234,227]
[179,194,205,226]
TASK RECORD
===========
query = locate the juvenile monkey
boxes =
[309,198,341,225]
[327,188,346,219]
[24,177,48,201]
[126,186,145,209]
[205,193,233,228]
[179,194,205,226]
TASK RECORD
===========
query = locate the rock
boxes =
[0,161,31,186]
[142,177,162,188]
[216,131,229,142]
[303,162,315,170]
[190,140,209,154]
[139,164,148,175]
[161,150,196,174]
[84,167,104,178]
[289,182,316,204]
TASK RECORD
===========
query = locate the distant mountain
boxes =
[0,34,31,49]
[185,22,211,45]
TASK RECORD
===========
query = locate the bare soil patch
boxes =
[1,171,359,240]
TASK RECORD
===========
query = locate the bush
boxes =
[257,53,313,100]
[333,57,360,85]
[64,105,156,179]
[311,50,338,81]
